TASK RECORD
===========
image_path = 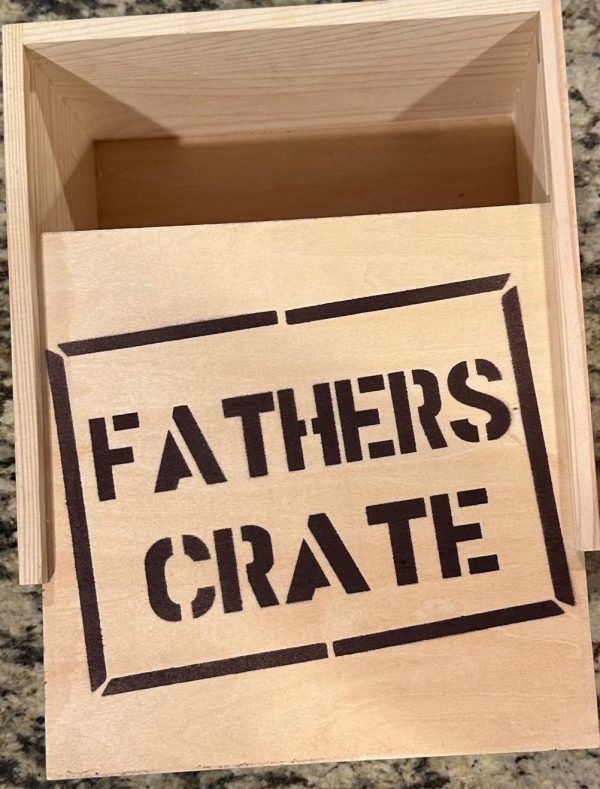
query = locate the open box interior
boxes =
[8,1,599,589]
[24,10,549,233]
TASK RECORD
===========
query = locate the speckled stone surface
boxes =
[0,0,599,786]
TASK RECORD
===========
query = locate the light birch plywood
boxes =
[41,205,598,778]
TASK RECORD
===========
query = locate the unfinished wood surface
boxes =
[4,0,597,586]
[514,30,549,203]
[96,117,518,229]
[22,0,543,45]
[3,24,98,583]
[41,206,598,779]
[25,12,537,140]
[2,26,46,584]
[27,64,98,234]
[537,0,599,550]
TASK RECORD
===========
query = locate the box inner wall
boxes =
[94,117,521,228]
[24,11,546,232]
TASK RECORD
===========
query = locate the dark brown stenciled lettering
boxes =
[335,378,381,462]
[222,392,275,477]
[91,358,511,502]
[286,514,370,603]
[311,382,342,466]
[89,412,139,501]
[241,525,279,607]
[277,388,307,472]
[144,487,497,622]
[448,359,511,442]
[145,536,181,622]
[366,498,427,586]
[154,405,227,492]
[144,534,216,622]
[183,534,216,618]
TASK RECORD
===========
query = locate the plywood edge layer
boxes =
[2,24,47,584]
[46,729,600,781]
[41,202,545,242]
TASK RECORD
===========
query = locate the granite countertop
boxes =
[0,0,599,786]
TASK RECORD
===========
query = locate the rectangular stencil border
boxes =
[46,277,573,694]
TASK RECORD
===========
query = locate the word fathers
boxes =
[89,358,511,501]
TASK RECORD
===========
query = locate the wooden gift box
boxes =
[4,0,598,584]
[3,0,600,777]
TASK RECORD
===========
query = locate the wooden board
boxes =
[95,117,519,229]
[41,205,598,778]
[24,7,538,140]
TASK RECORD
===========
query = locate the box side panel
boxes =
[21,0,543,45]
[3,25,47,584]
[95,117,519,228]
[27,56,98,234]
[514,26,550,203]
[22,12,538,140]
[3,31,100,583]
[538,0,599,549]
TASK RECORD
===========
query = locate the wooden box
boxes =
[3,0,599,778]
[5,0,599,584]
